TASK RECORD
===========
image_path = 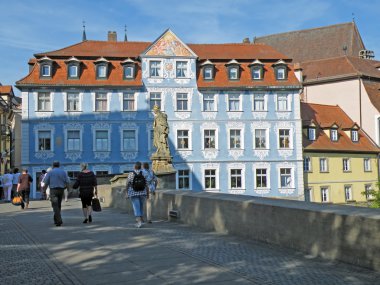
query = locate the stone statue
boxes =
[153,105,170,157]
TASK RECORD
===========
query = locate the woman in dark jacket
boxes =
[73,163,97,223]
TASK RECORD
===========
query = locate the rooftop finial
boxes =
[124,25,128,42]
[352,12,355,23]
[82,21,87,41]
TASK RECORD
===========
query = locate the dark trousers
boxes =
[50,188,64,225]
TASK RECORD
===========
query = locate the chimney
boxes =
[108,31,117,42]
[293,63,303,83]
[242,37,250,44]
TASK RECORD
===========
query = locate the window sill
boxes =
[252,110,268,112]
[227,110,243,113]
[36,110,54,113]
[65,110,82,113]
[175,110,192,113]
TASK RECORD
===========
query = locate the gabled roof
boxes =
[0,85,13,95]
[363,80,380,113]
[301,102,379,153]
[301,56,380,83]
[255,22,365,63]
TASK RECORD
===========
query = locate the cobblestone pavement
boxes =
[0,199,379,285]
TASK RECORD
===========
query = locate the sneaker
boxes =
[88,215,92,223]
[135,222,142,228]
[83,219,88,223]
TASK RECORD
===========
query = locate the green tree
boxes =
[362,182,380,208]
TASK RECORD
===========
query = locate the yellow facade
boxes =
[304,152,379,204]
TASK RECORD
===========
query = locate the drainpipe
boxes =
[359,77,362,126]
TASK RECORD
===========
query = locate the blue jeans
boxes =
[130,196,146,217]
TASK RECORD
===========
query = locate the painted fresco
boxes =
[146,31,193,57]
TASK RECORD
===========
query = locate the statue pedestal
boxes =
[151,154,175,174]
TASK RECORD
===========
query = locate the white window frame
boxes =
[320,158,328,172]
[123,65,134,79]
[121,129,138,151]
[365,184,374,200]
[253,93,267,111]
[65,92,81,112]
[66,130,81,151]
[303,156,312,172]
[278,167,293,189]
[278,129,291,149]
[203,129,217,150]
[96,64,107,78]
[204,66,213,80]
[331,129,338,141]
[321,187,329,202]
[351,130,359,142]
[252,66,262,80]
[122,92,136,111]
[37,92,52,111]
[176,61,188,78]
[94,92,109,112]
[228,66,239,80]
[276,94,290,111]
[204,168,218,190]
[344,185,353,201]
[93,129,111,151]
[176,129,191,150]
[176,93,189,111]
[229,168,243,190]
[229,129,243,150]
[364,158,372,172]
[343,158,351,172]
[37,130,52,151]
[254,167,270,189]
[177,168,191,190]
[202,93,217,112]
[149,92,162,110]
[41,64,51,77]
[68,64,78,78]
[276,67,286,80]
[308,128,316,140]
[254,128,268,149]
[227,93,241,111]
[149,60,162,78]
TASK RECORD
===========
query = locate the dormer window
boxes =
[65,57,81,79]
[121,58,135,80]
[226,59,240,80]
[330,128,338,141]
[308,127,316,140]
[249,60,264,80]
[94,57,109,79]
[201,60,214,80]
[273,60,288,80]
[351,129,359,142]
[38,56,53,78]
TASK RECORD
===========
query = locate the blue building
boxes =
[16,29,304,199]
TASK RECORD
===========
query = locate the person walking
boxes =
[42,161,70,226]
[142,162,157,224]
[126,161,148,228]
[16,168,33,209]
[39,170,47,200]
[2,170,13,202]
[72,163,97,224]
[11,168,21,200]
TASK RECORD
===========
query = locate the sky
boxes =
[0,0,379,96]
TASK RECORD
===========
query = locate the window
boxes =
[330,129,338,141]
[149,92,161,110]
[38,131,51,151]
[308,128,316,140]
[280,168,292,188]
[204,169,216,189]
[304,157,312,172]
[150,129,155,151]
[276,67,286,80]
[321,187,329,202]
[253,94,266,111]
[228,94,240,111]
[122,130,136,151]
[343,158,351,172]
[41,64,51,77]
[256,168,267,188]
[365,184,373,200]
[123,65,134,79]
[37,92,51,111]
[228,66,239,80]
[254,129,267,149]
[67,171,80,180]
[178,169,190,189]
[305,187,313,202]
[320,158,328,172]
[230,169,242,189]
[203,94,215,111]
[68,65,78,78]
[95,130,109,151]
[123,93,135,111]
[351,130,359,142]
[176,93,188,111]
[95,93,108,111]
[364,158,372,172]
[177,130,189,149]
[279,129,290,149]
[204,130,216,149]
[344,185,352,201]
[150,61,161,77]
[251,66,262,80]
[67,93,79,111]
[204,66,213,80]
[176,61,187,78]
[96,171,109,176]
[229,129,241,149]
[277,94,289,111]
[96,65,107,78]
[67,130,80,151]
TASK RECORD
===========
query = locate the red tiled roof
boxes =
[301,56,380,83]
[301,102,379,153]
[363,80,380,113]
[255,22,365,63]
[0,85,13,94]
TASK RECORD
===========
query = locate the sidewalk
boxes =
[0,199,379,285]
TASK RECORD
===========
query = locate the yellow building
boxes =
[302,103,379,204]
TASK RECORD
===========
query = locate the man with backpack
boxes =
[126,161,148,228]
[142,162,157,224]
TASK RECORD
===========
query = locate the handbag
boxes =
[12,195,23,206]
[92,197,101,212]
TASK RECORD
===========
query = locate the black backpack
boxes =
[132,171,146,191]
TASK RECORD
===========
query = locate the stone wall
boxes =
[97,186,380,272]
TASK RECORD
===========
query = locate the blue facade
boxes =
[18,30,303,199]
